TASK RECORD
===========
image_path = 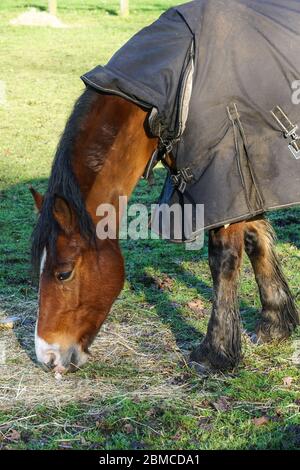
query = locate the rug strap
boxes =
[227,103,264,213]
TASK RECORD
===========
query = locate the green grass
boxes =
[0,0,300,450]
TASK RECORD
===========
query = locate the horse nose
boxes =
[35,328,88,371]
[38,347,72,372]
[35,330,65,369]
[42,350,66,371]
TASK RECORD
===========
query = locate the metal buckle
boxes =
[271,106,300,159]
[164,142,173,154]
[171,167,193,193]
[289,139,300,159]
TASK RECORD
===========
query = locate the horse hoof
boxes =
[188,360,211,375]
[190,342,211,365]
[255,322,291,343]
[190,342,239,371]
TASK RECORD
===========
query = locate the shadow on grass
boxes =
[139,268,205,347]
[23,4,47,11]
[7,2,118,15]
[0,177,48,365]
[269,207,300,249]
[9,1,170,15]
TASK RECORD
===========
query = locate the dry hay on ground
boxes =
[0,295,194,411]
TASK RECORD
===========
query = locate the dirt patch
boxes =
[10,8,67,28]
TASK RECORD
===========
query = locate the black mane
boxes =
[31,88,96,273]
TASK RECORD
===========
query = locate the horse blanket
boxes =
[82,0,300,242]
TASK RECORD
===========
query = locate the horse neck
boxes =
[73,92,157,227]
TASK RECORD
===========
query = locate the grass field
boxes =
[0,0,300,450]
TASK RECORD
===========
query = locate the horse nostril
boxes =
[46,353,56,369]
[68,349,79,371]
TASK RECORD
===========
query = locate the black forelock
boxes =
[31,87,97,273]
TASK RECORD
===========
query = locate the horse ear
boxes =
[53,196,77,234]
[29,187,44,212]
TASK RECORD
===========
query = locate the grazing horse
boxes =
[31,0,300,372]
[30,89,298,372]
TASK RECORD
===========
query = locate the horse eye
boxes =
[56,271,72,281]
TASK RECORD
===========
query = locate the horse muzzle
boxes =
[35,328,88,372]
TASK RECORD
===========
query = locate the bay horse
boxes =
[30,88,299,373]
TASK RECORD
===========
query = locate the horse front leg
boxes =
[191,223,245,370]
[244,217,299,342]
